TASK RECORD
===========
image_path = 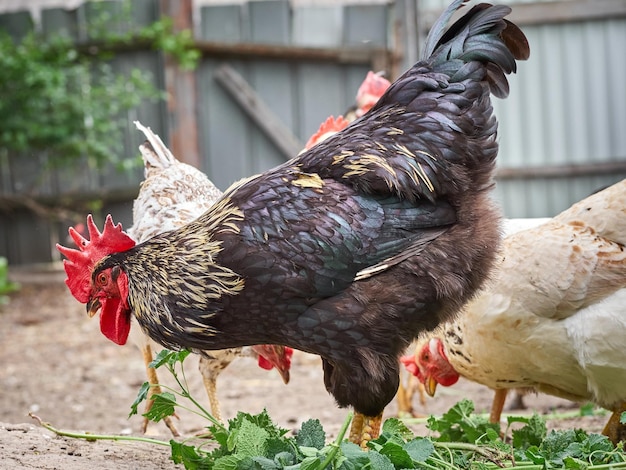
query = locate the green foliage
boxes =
[0,257,19,305]
[427,398,500,443]
[126,350,626,470]
[0,1,199,171]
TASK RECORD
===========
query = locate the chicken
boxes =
[344,71,392,122]
[57,0,529,447]
[397,216,550,416]
[403,179,626,443]
[302,70,391,153]
[124,122,292,432]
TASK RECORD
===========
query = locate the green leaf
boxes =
[213,454,245,470]
[338,442,369,470]
[377,440,414,468]
[252,456,279,470]
[367,450,395,470]
[170,440,209,470]
[298,447,320,458]
[524,445,546,465]
[510,414,547,449]
[563,456,589,469]
[273,451,296,467]
[381,417,414,441]
[0,257,19,300]
[297,419,326,450]
[621,411,626,425]
[404,438,434,463]
[579,403,596,416]
[209,423,231,449]
[299,456,324,470]
[128,381,150,418]
[143,392,177,422]
[149,349,191,369]
[232,417,270,458]
[266,437,296,460]
[427,399,499,443]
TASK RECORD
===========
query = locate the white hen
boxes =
[404,179,626,443]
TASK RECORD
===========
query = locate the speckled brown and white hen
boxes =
[403,179,626,443]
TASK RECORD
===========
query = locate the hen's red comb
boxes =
[56,214,136,303]
[304,115,350,150]
[356,71,391,114]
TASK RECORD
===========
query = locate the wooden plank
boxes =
[1,211,53,265]
[247,61,298,170]
[422,0,626,30]
[198,5,249,189]
[507,0,626,25]
[160,0,201,168]
[78,0,158,41]
[248,0,297,169]
[292,5,343,47]
[496,160,626,180]
[200,4,244,43]
[0,11,33,41]
[214,64,303,160]
[199,59,253,190]
[343,3,388,48]
[248,0,290,45]
[41,8,79,40]
[295,62,346,141]
[193,40,388,65]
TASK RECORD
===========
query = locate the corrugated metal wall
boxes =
[1,0,625,264]
[493,11,626,217]
[418,0,626,217]
[0,0,165,265]
[195,1,387,190]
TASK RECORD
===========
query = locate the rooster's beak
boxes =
[86,298,101,318]
[425,376,438,397]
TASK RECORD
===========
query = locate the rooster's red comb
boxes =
[304,115,350,150]
[56,214,136,303]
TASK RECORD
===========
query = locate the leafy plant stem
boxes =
[29,413,169,446]
[316,411,353,470]
[166,361,224,431]
[434,441,497,456]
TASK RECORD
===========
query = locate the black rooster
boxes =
[58,0,529,447]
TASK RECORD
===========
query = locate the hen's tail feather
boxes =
[134,121,177,171]
[423,1,529,99]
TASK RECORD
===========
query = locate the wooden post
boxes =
[159,0,201,168]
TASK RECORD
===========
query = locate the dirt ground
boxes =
[0,266,609,469]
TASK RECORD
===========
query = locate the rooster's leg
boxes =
[489,389,508,424]
[141,343,180,436]
[602,402,626,444]
[349,412,383,449]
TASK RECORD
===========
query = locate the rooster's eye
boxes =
[97,273,108,285]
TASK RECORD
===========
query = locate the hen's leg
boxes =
[141,342,180,436]
[199,356,232,423]
[396,375,426,416]
[603,402,626,444]
[507,389,527,411]
[349,412,383,449]
[489,389,508,424]
[396,379,411,416]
